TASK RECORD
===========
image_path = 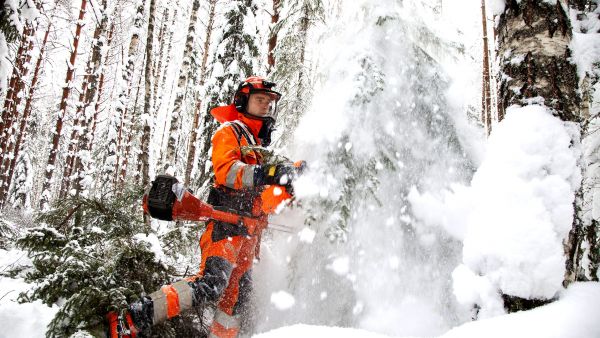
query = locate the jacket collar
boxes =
[237,113,263,140]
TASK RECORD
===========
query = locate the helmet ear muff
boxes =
[234,93,248,112]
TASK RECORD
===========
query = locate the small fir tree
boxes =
[17,186,181,337]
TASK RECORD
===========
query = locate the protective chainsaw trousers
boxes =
[129,219,259,338]
[199,220,258,337]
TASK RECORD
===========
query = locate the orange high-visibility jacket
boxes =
[211,114,263,190]
[210,104,291,212]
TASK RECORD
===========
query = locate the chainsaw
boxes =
[142,175,293,235]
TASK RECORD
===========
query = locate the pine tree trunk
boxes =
[267,0,281,72]
[40,0,87,210]
[496,0,581,312]
[184,0,217,186]
[0,25,50,207]
[0,24,35,194]
[164,0,200,174]
[0,25,33,145]
[139,0,158,188]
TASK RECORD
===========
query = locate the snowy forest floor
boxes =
[2,247,599,338]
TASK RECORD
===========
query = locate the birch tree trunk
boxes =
[118,59,144,186]
[102,1,144,188]
[184,0,217,186]
[139,0,158,188]
[88,23,114,148]
[74,5,112,197]
[152,7,169,112]
[40,0,87,210]
[496,0,581,312]
[481,0,492,135]
[497,0,579,122]
[163,0,200,174]
[566,0,600,284]
[153,9,178,120]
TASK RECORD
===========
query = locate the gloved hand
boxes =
[255,161,306,187]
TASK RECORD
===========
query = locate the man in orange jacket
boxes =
[119,76,303,338]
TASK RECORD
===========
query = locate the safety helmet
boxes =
[234,76,282,121]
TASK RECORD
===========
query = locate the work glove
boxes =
[255,161,306,187]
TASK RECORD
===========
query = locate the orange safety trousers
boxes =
[197,219,260,338]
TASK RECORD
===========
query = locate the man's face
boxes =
[247,92,275,117]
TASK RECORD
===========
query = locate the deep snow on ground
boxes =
[253,282,600,338]
[0,249,58,338]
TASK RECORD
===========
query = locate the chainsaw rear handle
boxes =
[142,175,269,234]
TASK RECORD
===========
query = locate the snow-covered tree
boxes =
[162,0,201,175]
[17,187,179,337]
[269,0,325,147]
[257,2,475,335]
[194,0,261,192]
[39,0,87,210]
[495,0,582,312]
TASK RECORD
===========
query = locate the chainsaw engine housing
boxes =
[146,175,178,221]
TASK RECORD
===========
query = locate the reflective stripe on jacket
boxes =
[211,119,262,190]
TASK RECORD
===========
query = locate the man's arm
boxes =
[211,125,260,190]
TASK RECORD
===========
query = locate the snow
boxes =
[327,256,350,276]
[570,31,600,82]
[133,233,166,262]
[410,105,580,316]
[487,0,506,16]
[297,227,316,243]
[270,291,296,310]
[254,282,600,338]
[0,250,58,338]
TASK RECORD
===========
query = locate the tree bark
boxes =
[184,0,217,186]
[118,65,144,186]
[0,25,50,207]
[152,7,169,112]
[153,9,178,121]
[163,0,201,174]
[139,0,158,189]
[103,1,144,187]
[88,23,114,148]
[0,25,32,145]
[496,0,581,312]
[497,0,579,123]
[74,2,111,197]
[0,24,35,190]
[61,0,109,198]
[40,0,87,210]
[267,0,281,72]
[481,0,492,135]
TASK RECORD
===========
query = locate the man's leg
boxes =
[208,235,258,338]
[128,221,247,332]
